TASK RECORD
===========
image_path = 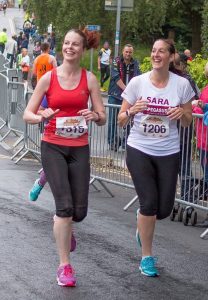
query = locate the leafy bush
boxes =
[140,57,152,73]
[140,54,208,91]
[188,54,208,90]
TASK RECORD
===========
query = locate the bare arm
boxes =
[79,73,106,126]
[32,58,37,75]
[118,98,149,127]
[51,55,57,68]
[23,71,59,124]
[98,56,101,70]
[116,79,126,91]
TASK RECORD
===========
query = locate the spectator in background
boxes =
[49,31,56,50]
[32,42,57,83]
[6,35,17,68]
[192,63,208,199]
[98,41,111,92]
[17,31,23,54]
[0,28,8,54]
[33,41,41,59]
[18,0,22,10]
[184,49,193,62]
[108,44,141,151]
[2,1,7,15]
[23,20,31,40]
[173,52,200,203]
[17,48,30,83]
[20,33,29,50]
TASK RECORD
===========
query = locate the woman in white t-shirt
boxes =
[118,39,194,277]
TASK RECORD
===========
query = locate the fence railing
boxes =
[0,74,207,238]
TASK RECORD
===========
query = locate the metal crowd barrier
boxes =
[0,80,207,238]
[0,54,6,70]
[89,104,208,238]
[0,81,25,148]
[89,104,133,197]
[11,91,42,164]
[0,73,8,131]
[7,69,23,82]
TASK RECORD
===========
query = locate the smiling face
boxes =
[122,46,133,63]
[151,40,174,71]
[62,31,85,62]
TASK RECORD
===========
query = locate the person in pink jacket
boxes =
[192,85,208,195]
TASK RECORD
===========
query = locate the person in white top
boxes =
[6,35,17,68]
[98,41,111,91]
[118,39,194,277]
[20,48,30,83]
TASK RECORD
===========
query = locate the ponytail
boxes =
[65,28,100,50]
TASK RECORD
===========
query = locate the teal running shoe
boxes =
[139,256,159,277]
[136,209,142,247]
[29,179,43,201]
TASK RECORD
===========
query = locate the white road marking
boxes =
[0,154,10,159]
[8,18,16,35]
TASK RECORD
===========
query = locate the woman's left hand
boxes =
[167,106,184,120]
[78,109,99,122]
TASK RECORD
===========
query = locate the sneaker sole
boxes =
[57,277,76,287]
[139,266,159,277]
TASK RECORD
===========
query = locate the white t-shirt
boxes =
[99,48,111,65]
[21,55,30,66]
[121,71,195,156]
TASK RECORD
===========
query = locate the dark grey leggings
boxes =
[41,141,90,221]
[126,145,179,220]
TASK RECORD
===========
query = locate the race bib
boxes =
[55,116,88,138]
[138,115,170,138]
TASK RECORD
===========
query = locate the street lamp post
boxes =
[114,0,121,57]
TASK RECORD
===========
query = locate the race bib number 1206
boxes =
[138,115,170,138]
[55,116,88,138]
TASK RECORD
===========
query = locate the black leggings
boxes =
[126,145,179,220]
[41,141,90,221]
[100,63,110,87]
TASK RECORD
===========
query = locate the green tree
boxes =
[27,0,206,54]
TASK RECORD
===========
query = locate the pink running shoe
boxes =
[57,264,76,287]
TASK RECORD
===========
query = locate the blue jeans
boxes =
[107,96,121,146]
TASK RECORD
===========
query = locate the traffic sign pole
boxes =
[114,0,121,57]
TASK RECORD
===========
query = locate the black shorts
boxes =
[126,145,180,220]
[41,141,90,221]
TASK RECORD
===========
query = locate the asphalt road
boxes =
[0,144,208,300]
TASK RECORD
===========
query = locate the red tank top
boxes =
[42,68,90,146]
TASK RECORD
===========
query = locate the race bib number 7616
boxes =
[55,116,88,138]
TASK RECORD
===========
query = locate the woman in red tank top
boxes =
[23,29,106,287]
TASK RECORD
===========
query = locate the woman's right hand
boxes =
[130,98,149,115]
[39,108,60,121]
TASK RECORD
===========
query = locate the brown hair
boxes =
[41,42,50,52]
[154,38,177,73]
[154,38,176,55]
[123,43,134,49]
[65,28,100,50]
